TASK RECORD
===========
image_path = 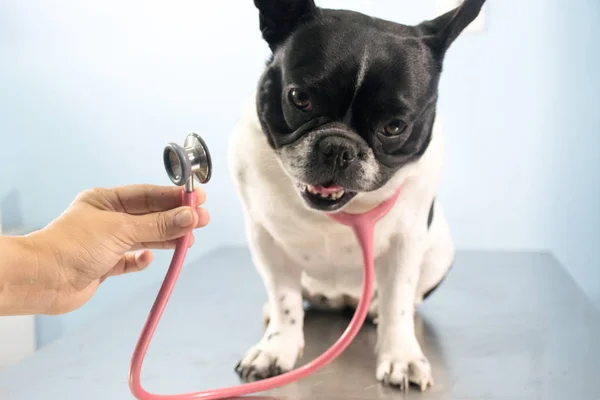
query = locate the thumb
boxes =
[128,206,198,243]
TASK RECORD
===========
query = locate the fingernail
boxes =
[134,250,152,264]
[175,209,194,228]
[134,250,145,260]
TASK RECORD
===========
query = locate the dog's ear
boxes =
[253,0,318,50]
[418,0,485,57]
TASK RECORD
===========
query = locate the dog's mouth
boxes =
[296,182,358,212]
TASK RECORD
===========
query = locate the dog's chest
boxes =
[281,226,359,269]
[270,209,397,278]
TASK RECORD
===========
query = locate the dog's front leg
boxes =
[235,223,304,382]
[375,234,434,391]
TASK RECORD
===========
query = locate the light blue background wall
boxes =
[0,0,598,348]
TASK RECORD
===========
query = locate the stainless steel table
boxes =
[1,248,599,399]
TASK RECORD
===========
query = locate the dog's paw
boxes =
[235,333,303,382]
[376,354,434,391]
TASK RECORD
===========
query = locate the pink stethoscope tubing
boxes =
[129,188,401,400]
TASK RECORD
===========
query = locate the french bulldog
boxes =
[228,0,485,391]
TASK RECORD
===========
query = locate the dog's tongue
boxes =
[312,185,342,194]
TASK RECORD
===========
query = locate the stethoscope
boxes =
[128,133,402,400]
[163,133,212,189]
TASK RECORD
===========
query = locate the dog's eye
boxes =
[289,88,312,111]
[383,119,407,136]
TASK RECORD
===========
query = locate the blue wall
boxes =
[544,0,600,312]
[0,0,598,348]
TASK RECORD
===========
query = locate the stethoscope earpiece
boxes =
[163,133,212,192]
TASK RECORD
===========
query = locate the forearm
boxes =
[0,235,62,315]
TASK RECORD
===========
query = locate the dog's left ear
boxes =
[253,0,318,51]
[418,0,486,57]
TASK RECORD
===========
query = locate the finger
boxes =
[130,234,196,250]
[196,207,210,228]
[105,185,207,214]
[127,206,202,243]
[105,250,154,279]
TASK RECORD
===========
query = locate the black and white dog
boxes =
[228,0,485,391]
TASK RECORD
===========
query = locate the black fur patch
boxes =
[427,198,435,229]
[252,0,486,194]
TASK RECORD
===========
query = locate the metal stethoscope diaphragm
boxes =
[163,133,212,192]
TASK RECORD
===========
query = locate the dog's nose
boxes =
[317,136,358,169]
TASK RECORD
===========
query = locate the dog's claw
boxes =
[235,337,302,383]
[235,357,288,382]
[376,356,433,392]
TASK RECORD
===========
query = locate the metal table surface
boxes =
[1,248,599,400]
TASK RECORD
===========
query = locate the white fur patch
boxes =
[354,47,370,96]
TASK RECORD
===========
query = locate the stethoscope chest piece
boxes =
[163,133,212,190]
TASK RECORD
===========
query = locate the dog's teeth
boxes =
[331,190,345,200]
[304,185,345,201]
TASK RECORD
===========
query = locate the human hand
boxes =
[29,184,209,315]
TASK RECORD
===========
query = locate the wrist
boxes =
[0,233,64,315]
[25,230,74,314]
